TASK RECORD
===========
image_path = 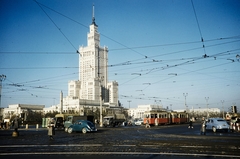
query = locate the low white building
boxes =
[43,97,109,116]
[2,104,45,119]
[174,107,221,118]
[128,104,163,119]
[174,107,221,113]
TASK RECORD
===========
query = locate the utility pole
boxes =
[60,91,63,114]
[0,74,6,108]
[221,100,224,119]
[205,97,209,118]
[183,93,188,112]
[98,77,103,127]
[127,100,131,109]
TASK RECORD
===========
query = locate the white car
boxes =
[134,119,143,126]
[206,118,229,132]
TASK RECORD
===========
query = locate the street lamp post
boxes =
[98,77,104,127]
[205,97,209,118]
[221,100,224,119]
[127,100,131,109]
[0,74,6,108]
[183,93,188,112]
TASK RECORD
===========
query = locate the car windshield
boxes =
[87,121,94,127]
[217,119,226,122]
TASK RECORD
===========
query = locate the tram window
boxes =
[151,114,154,118]
[155,114,157,118]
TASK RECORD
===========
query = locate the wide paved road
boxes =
[1,123,240,159]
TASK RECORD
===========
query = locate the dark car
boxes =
[67,120,97,134]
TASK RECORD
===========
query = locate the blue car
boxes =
[67,120,97,134]
[206,118,229,132]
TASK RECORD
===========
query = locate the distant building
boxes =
[174,107,221,118]
[128,104,163,119]
[44,6,119,114]
[2,104,44,119]
[174,107,221,114]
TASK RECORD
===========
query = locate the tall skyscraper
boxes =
[78,5,118,105]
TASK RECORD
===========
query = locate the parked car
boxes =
[134,119,143,126]
[67,120,97,134]
[206,118,229,132]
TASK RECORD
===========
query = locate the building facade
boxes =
[45,6,119,113]
[128,104,163,119]
[2,104,44,119]
[68,80,81,99]
[2,6,120,118]
[77,7,118,106]
[79,16,109,102]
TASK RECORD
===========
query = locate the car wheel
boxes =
[64,127,68,132]
[82,128,87,134]
[212,127,217,133]
[68,127,73,134]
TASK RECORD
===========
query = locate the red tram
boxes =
[143,110,188,126]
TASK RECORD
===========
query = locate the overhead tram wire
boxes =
[0,51,77,55]
[0,66,78,70]
[35,0,78,52]
[108,39,240,68]
[116,47,240,87]
[34,0,150,59]
[110,35,240,51]
[191,0,206,55]
[0,34,239,55]
[34,0,88,29]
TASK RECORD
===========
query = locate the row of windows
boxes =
[82,51,94,57]
[145,114,168,118]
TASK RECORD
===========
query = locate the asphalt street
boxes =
[0,123,240,159]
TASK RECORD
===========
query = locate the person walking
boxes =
[188,119,193,129]
[95,119,98,127]
[145,118,150,128]
[200,117,206,135]
[48,118,55,140]
[12,115,19,135]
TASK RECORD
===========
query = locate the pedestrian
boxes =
[145,118,150,128]
[188,119,193,129]
[95,119,98,127]
[200,117,206,135]
[12,115,19,135]
[48,118,55,140]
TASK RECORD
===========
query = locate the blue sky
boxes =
[0,0,240,111]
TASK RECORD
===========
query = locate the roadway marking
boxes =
[1,144,238,149]
[180,146,211,148]
[1,144,240,158]
[0,151,240,158]
[0,144,103,147]
[113,145,136,147]
[180,145,240,149]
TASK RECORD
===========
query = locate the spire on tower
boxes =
[92,4,98,26]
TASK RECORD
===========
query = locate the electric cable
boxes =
[35,0,78,52]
